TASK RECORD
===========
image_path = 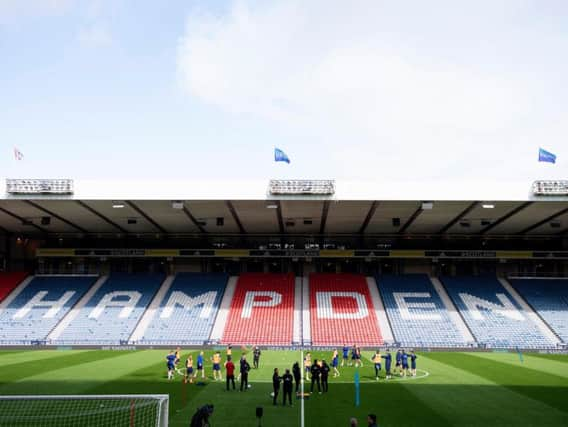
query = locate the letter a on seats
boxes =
[88,291,142,319]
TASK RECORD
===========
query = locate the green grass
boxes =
[0,349,567,426]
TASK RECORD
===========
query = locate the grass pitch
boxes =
[0,349,567,426]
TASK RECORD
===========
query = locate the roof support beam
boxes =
[25,201,89,234]
[480,202,532,234]
[518,206,568,234]
[438,201,478,234]
[75,201,128,234]
[319,201,330,234]
[126,201,167,234]
[182,203,207,233]
[359,201,379,234]
[399,205,424,234]
[0,206,47,234]
[226,201,246,234]
[276,200,285,234]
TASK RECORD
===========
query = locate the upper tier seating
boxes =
[221,273,295,345]
[310,273,383,346]
[377,274,468,347]
[55,273,164,345]
[138,273,227,345]
[510,279,568,343]
[441,276,556,349]
[0,276,97,344]
[0,272,27,302]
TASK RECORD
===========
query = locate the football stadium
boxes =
[3,2,568,426]
[0,178,568,426]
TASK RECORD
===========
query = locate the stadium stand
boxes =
[54,273,165,345]
[441,276,557,349]
[221,273,295,345]
[0,275,97,344]
[377,274,469,347]
[0,272,27,302]
[310,273,383,346]
[510,278,568,343]
[136,273,228,345]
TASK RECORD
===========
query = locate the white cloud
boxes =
[176,0,568,182]
[78,23,112,47]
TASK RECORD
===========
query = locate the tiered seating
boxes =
[442,276,556,349]
[510,279,568,343]
[55,274,164,345]
[0,276,97,344]
[0,272,27,302]
[377,274,468,347]
[310,273,383,346]
[221,273,294,345]
[138,273,228,345]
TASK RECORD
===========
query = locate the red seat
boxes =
[0,272,27,302]
[310,273,383,346]
[221,273,294,345]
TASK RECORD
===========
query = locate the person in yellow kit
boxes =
[211,351,222,381]
[304,352,312,381]
[184,355,194,384]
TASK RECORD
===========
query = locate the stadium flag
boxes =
[274,148,290,164]
[538,148,556,164]
[13,147,24,161]
[354,369,360,407]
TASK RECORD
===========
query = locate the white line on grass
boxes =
[301,349,305,427]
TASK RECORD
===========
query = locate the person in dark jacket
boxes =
[189,404,213,427]
[253,346,261,369]
[292,362,301,392]
[310,359,321,393]
[320,360,330,392]
[240,356,250,391]
[282,368,293,406]
[272,368,281,405]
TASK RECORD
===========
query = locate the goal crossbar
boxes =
[0,394,169,427]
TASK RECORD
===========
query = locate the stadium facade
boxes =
[0,177,567,351]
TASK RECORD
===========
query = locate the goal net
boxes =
[0,394,168,427]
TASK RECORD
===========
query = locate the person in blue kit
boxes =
[410,351,418,376]
[395,349,402,376]
[401,350,409,377]
[166,350,176,380]
[195,351,205,380]
[350,345,357,367]
[381,350,392,380]
[341,344,349,367]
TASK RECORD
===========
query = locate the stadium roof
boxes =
[1,178,568,237]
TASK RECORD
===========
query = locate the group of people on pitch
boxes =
[166,345,262,390]
[370,348,418,380]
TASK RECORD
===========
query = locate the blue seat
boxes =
[138,273,227,345]
[442,276,556,349]
[0,276,97,345]
[510,279,568,343]
[377,274,468,347]
[54,273,164,345]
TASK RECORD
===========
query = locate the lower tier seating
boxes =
[221,273,295,345]
[510,279,568,343]
[442,276,556,349]
[310,273,383,346]
[378,274,468,347]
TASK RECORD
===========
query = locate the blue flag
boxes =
[274,148,290,164]
[354,370,360,407]
[539,148,556,164]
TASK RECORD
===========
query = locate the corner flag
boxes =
[538,148,556,164]
[274,148,290,164]
[354,369,360,407]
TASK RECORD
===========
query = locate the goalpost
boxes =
[0,394,169,427]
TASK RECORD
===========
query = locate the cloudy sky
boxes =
[1,0,567,183]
